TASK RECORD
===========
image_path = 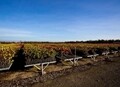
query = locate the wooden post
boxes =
[41,63,43,75]
[106,52,109,58]
[93,55,96,61]
[33,65,41,70]
[74,47,76,66]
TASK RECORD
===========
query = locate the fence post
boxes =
[74,47,76,66]
[41,63,43,75]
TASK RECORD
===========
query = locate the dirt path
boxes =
[33,57,120,87]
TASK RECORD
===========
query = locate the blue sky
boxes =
[0,0,120,41]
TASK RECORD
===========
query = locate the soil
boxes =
[33,57,120,87]
[0,55,120,87]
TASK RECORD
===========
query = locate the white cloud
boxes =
[0,28,64,41]
[0,28,32,37]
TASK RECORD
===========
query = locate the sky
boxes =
[0,0,120,41]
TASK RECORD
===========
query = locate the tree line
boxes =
[0,39,120,44]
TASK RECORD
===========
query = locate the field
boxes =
[0,43,120,68]
[0,42,120,87]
